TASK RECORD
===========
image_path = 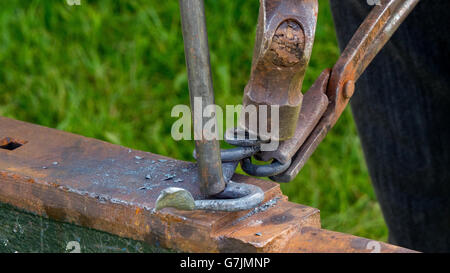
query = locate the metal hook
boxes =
[241,157,292,177]
[155,181,264,212]
[193,145,260,162]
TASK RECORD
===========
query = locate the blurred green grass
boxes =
[0,0,388,241]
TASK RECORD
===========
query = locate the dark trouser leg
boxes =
[329,0,450,252]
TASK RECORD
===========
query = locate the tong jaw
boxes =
[240,0,318,141]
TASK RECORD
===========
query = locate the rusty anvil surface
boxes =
[0,117,415,252]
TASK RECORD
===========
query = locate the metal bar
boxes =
[179,0,225,197]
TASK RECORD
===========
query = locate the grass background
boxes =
[0,0,388,241]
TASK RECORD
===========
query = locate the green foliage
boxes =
[0,0,387,241]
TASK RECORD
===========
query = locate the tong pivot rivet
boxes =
[343,80,355,99]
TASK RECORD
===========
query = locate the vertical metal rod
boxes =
[179,0,226,197]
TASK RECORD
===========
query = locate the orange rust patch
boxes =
[269,20,305,67]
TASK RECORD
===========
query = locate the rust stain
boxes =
[269,20,305,67]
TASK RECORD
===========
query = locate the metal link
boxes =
[219,127,294,179]
[241,157,292,177]
[224,127,267,147]
[194,145,260,162]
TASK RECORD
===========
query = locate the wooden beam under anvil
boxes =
[0,117,415,253]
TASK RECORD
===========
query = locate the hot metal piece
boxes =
[239,0,318,141]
